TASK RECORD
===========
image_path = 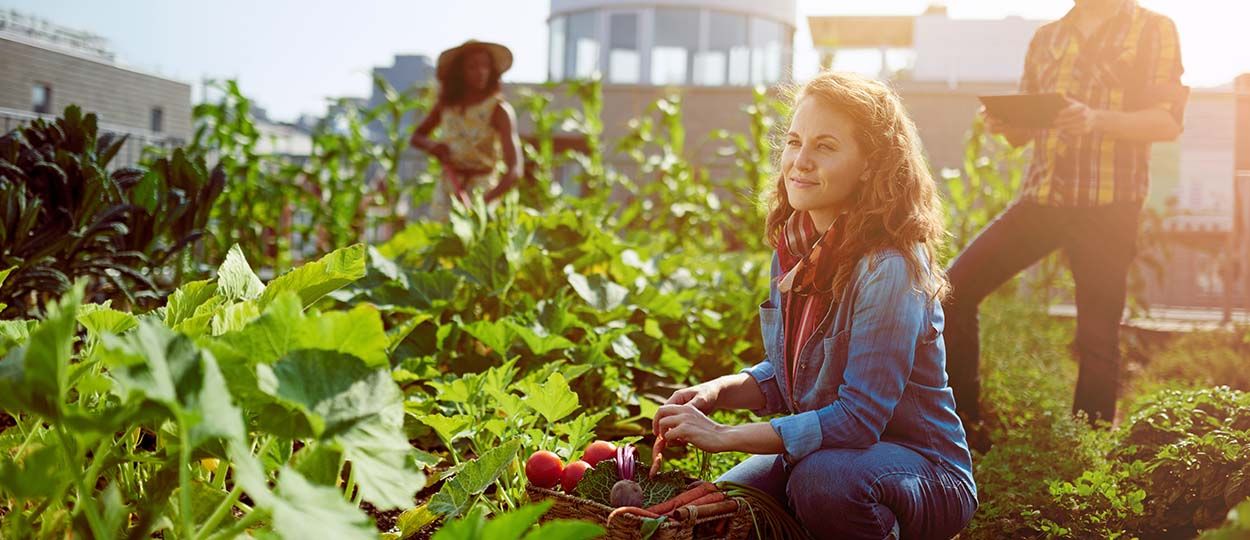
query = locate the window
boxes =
[695,12,749,86]
[651,8,699,85]
[607,12,640,84]
[32,83,52,114]
[750,17,787,85]
[566,11,600,79]
[549,16,566,81]
[151,107,164,133]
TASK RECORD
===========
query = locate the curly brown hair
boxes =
[765,71,949,301]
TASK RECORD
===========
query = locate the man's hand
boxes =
[1053,99,1103,135]
[980,106,1031,147]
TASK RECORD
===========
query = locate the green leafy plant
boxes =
[0,105,223,316]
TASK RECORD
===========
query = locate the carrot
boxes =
[606,506,661,528]
[649,435,666,478]
[673,491,724,510]
[644,480,719,514]
[671,498,740,522]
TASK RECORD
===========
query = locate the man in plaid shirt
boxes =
[943,0,1188,448]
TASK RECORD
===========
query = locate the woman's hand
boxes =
[663,380,722,415]
[430,143,452,163]
[653,404,730,453]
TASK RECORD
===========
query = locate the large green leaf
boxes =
[0,445,69,498]
[216,244,265,302]
[271,468,376,540]
[457,231,515,296]
[522,520,605,540]
[567,270,628,311]
[164,279,218,327]
[99,320,245,450]
[509,320,575,356]
[417,413,473,444]
[340,415,426,509]
[299,304,390,368]
[522,372,579,424]
[229,444,375,540]
[217,293,389,368]
[258,244,367,309]
[0,283,82,419]
[256,349,421,508]
[462,319,516,358]
[210,300,261,335]
[0,320,35,353]
[428,438,523,517]
[553,411,608,458]
[78,302,139,338]
[255,350,397,438]
[479,501,549,540]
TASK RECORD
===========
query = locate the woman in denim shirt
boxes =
[651,72,977,539]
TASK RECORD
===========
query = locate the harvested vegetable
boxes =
[611,479,644,507]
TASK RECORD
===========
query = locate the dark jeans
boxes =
[717,443,977,540]
[942,201,1140,424]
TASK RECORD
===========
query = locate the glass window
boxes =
[695,11,749,86]
[32,83,51,114]
[651,8,699,85]
[549,16,566,81]
[608,12,640,84]
[566,11,600,79]
[750,17,786,85]
[150,107,164,133]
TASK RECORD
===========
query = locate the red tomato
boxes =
[525,451,565,488]
[562,460,591,492]
[582,440,617,467]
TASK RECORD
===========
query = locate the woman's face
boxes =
[780,96,868,223]
[462,50,494,91]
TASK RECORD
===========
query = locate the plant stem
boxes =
[343,463,357,503]
[193,483,244,540]
[206,508,267,540]
[179,423,194,538]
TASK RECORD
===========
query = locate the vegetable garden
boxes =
[1,78,1248,539]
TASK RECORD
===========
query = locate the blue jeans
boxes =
[943,201,1139,424]
[717,442,977,540]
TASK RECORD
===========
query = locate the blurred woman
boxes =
[410,40,522,218]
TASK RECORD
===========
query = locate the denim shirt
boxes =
[744,246,976,492]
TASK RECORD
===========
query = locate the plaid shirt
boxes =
[1019,1,1188,207]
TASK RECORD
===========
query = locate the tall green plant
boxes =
[0,106,223,317]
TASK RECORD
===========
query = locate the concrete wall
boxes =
[0,35,192,143]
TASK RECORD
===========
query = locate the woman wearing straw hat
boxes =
[410,40,522,218]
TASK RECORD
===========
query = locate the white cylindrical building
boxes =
[548,0,796,86]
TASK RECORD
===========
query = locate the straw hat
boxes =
[436,40,513,81]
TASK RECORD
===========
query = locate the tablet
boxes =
[978,93,1070,129]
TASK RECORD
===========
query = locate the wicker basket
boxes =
[527,485,754,540]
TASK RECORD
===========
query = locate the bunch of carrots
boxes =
[607,435,737,526]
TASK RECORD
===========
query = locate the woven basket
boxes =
[527,485,753,540]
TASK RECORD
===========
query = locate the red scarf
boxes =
[778,211,845,398]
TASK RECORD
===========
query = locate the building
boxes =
[0,9,191,168]
[548,0,795,87]
[367,54,435,143]
[809,5,1043,84]
[533,0,797,186]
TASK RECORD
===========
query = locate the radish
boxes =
[525,450,564,489]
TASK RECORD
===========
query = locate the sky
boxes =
[5,0,1248,121]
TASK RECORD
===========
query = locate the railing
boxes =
[0,106,183,169]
